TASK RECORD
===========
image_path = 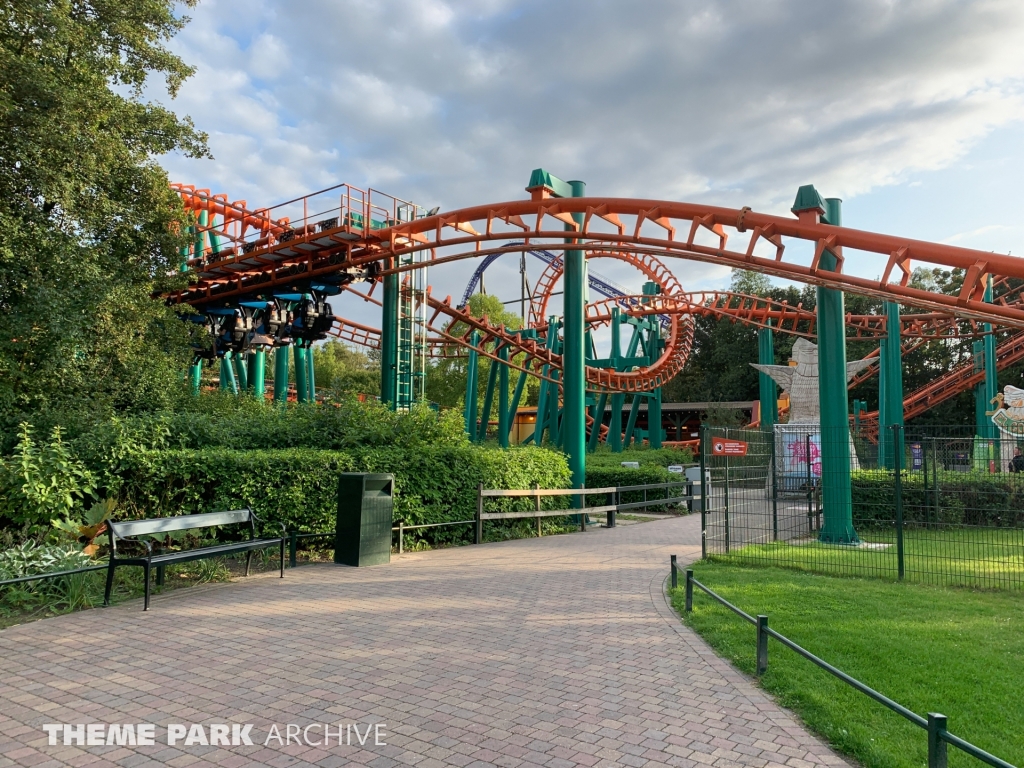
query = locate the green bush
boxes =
[851,469,1024,527]
[103,444,570,546]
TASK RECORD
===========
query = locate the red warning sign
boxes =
[711,439,748,456]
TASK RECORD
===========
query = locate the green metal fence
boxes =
[700,424,1024,589]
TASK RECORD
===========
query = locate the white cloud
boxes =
[159,0,1024,301]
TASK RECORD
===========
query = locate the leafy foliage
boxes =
[311,341,380,398]
[0,0,207,415]
[0,424,96,530]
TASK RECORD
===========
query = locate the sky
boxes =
[159,0,1024,330]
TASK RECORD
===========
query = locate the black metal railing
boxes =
[670,558,1016,768]
[475,480,692,543]
[699,423,1024,590]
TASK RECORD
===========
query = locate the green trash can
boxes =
[335,473,394,566]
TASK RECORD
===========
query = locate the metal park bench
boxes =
[103,508,286,611]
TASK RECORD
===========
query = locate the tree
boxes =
[312,341,380,398]
[0,1,207,416]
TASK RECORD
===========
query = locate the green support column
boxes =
[233,352,249,394]
[757,324,778,430]
[498,344,510,448]
[247,352,257,394]
[588,392,607,452]
[273,345,290,404]
[293,345,308,404]
[464,331,480,438]
[799,190,858,544]
[479,353,499,442]
[608,394,624,452]
[648,387,663,448]
[974,339,987,435]
[879,301,904,468]
[189,361,202,396]
[306,344,316,403]
[563,180,587,500]
[879,337,890,468]
[251,349,266,400]
[381,260,399,409]
[623,395,641,449]
[982,275,998,440]
[220,353,238,395]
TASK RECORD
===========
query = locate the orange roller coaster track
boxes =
[173,182,1024,421]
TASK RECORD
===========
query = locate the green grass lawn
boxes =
[715,527,1024,590]
[670,563,1024,768]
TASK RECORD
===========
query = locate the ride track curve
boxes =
[170,183,1024,425]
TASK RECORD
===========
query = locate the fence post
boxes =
[580,486,587,532]
[606,490,616,528]
[475,483,484,545]
[685,569,694,611]
[535,483,542,537]
[756,615,769,676]
[670,555,678,589]
[699,425,707,559]
[724,456,731,553]
[770,431,779,541]
[289,531,297,569]
[893,425,905,580]
[398,522,404,555]
[927,713,948,768]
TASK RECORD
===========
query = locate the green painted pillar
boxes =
[879,302,904,468]
[464,330,480,438]
[306,343,316,403]
[880,342,888,468]
[757,324,777,430]
[563,180,587,499]
[381,260,399,409]
[273,345,290,404]
[195,210,208,263]
[804,191,858,544]
[220,352,238,395]
[233,352,249,393]
[189,361,202,396]
[648,387,663,448]
[498,344,510,448]
[251,349,266,400]
[974,339,987,435]
[982,275,998,440]
[609,394,624,452]
[247,352,257,394]
[294,345,308,404]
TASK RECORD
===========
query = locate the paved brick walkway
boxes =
[0,516,850,768]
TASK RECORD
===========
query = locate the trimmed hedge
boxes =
[852,470,1024,527]
[110,445,571,544]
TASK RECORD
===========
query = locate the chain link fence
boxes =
[700,424,1024,589]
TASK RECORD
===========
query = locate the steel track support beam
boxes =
[381,259,399,409]
[758,324,778,431]
[464,330,480,438]
[251,349,266,400]
[293,345,308,404]
[809,193,859,544]
[879,301,904,468]
[189,361,202,396]
[982,275,999,441]
[273,345,289,404]
[306,343,316,403]
[563,179,587,503]
[234,352,249,394]
[498,344,510,448]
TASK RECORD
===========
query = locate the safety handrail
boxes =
[670,559,1017,768]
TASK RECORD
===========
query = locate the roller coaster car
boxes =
[291,298,334,344]
[258,306,293,346]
